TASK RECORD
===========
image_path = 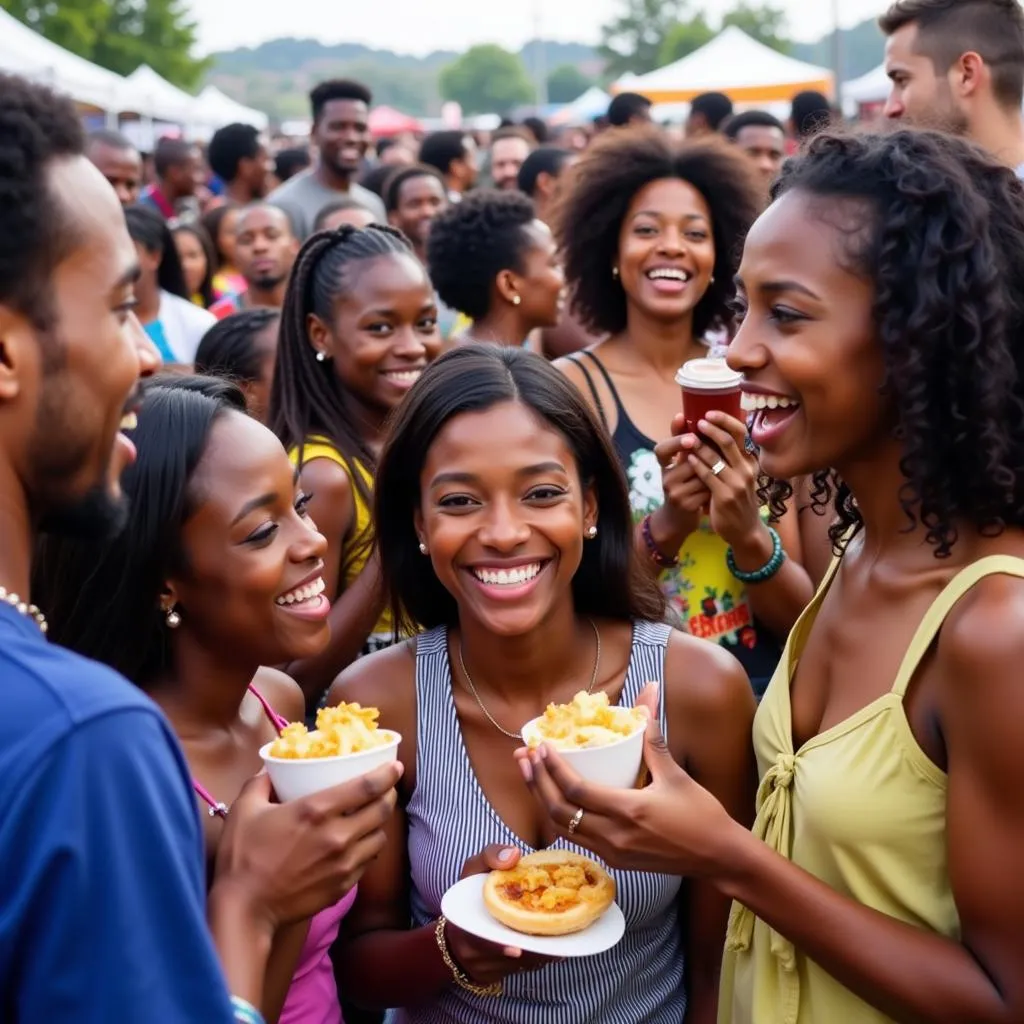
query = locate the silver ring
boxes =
[567,807,585,835]
[711,459,727,477]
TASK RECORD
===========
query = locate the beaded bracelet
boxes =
[641,514,680,569]
[231,996,267,1024]
[435,916,503,997]
[726,525,786,584]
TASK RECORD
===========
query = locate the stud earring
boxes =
[315,351,327,363]
[710,276,716,285]
[165,608,181,629]
[585,525,598,539]
[612,266,619,278]
[419,542,428,555]
[511,295,521,306]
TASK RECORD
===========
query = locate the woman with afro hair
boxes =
[556,127,814,695]
[525,128,1024,1024]
[426,188,565,349]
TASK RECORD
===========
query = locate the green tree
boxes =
[721,2,791,53]
[546,65,593,103]
[1,0,209,89]
[599,0,692,77]
[439,44,533,115]
[658,13,715,66]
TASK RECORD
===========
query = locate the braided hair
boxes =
[195,308,280,386]
[269,222,415,509]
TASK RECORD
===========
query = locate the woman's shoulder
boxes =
[662,625,755,720]
[251,665,305,724]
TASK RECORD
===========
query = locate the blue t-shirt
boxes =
[0,603,235,1022]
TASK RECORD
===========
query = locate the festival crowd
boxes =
[3,0,1024,1022]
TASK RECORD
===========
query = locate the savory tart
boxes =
[483,850,616,936]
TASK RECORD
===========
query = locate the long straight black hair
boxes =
[375,346,666,634]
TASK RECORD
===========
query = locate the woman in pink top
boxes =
[35,375,379,1023]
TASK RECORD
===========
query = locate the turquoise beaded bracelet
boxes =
[231,996,267,1024]
[726,525,786,584]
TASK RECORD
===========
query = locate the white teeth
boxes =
[276,576,326,606]
[740,393,798,412]
[384,370,421,383]
[646,267,691,282]
[120,411,138,431]
[472,563,542,586]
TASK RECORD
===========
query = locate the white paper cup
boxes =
[260,731,401,802]
[521,714,647,789]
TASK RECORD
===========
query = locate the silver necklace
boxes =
[457,619,601,740]
[0,586,47,634]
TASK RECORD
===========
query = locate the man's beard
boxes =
[28,366,130,543]
[37,483,128,541]
[251,271,286,292]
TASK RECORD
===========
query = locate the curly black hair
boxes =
[426,188,537,320]
[207,122,261,184]
[763,129,1024,558]
[556,127,760,340]
[0,74,84,329]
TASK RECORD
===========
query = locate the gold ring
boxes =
[567,807,585,835]
[711,459,727,477]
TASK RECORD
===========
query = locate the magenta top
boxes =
[193,685,354,1024]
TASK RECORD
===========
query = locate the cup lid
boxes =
[674,357,743,390]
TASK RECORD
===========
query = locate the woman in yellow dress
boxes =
[270,223,442,715]
[520,129,1024,1024]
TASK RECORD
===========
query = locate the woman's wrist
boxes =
[647,506,692,557]
[724,521,775,570]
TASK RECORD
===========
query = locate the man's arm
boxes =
[1,708,236,1023]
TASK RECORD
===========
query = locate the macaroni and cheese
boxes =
[525,691,646,751]
[269,702,391,759]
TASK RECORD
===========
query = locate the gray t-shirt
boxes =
[267,169,386,239]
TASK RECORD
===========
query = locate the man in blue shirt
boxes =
[0,74,401,1022]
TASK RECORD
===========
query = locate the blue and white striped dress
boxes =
[396,620,686,1024]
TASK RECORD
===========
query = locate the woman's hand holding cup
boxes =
[516,685,739,879]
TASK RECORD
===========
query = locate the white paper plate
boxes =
[440,874,626,957]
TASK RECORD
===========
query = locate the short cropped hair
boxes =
[0,74,84,328]
[724,110,785,140]
[880,0,1024,108]
[517,147,573,197]
[309,79,372,122]
[207,123,261,183]
[608,92,652,127]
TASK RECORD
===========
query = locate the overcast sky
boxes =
[189,0,890,56]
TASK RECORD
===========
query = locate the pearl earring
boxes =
[165,608,181,629]
[511,295,521,306]
[419,542,428,555]
[586,525,598,539]
[612,267,619,278]
[315,351,327,363]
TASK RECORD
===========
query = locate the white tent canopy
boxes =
[615,26,834,104]
[126,64,202,123]
[844,64,891,104]
[197,85,269,131]
[0,7,131,112]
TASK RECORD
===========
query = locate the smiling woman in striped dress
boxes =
[328,345,756,1023]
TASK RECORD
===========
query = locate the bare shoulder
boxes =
[936,570,1024,723]
[297,455,354,502]
[662,628,756,759]
[252,665,305,723]
[327,638,418,730]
